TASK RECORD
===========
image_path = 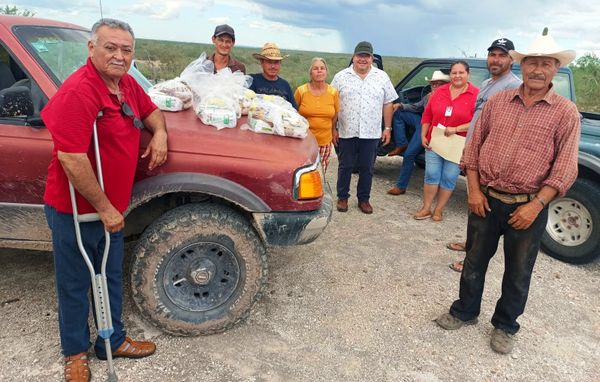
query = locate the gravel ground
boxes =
[1,155,599,382]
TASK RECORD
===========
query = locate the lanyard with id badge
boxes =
[445,106,453,117]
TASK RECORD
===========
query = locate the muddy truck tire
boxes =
[131,203,268,336]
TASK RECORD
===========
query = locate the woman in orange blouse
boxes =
[294,57,339,172]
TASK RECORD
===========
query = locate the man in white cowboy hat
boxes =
[249,42,297,108]
[435,28,580,355]
[446,37,522,269]
[208,24,246,74]
[387,70,450,195]
[331,40,397,214]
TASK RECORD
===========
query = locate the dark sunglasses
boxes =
[121,102,144,129]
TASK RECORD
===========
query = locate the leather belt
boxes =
[480,185,536,204]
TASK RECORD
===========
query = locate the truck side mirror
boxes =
[0,86,34,118]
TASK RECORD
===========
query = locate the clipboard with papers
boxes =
[429,124,466,164]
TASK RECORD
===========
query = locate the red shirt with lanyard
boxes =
[421,82,479,142]
[42,58,157,214]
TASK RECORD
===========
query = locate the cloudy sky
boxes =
[16,0,600,59]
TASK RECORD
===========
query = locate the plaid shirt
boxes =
[462,85,580,197]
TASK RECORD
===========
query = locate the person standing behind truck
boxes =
[42,18,168,382]
[331,41,397,214]
[208,24,246,74]
[250,42,297,108]
[445,38,522,272]
[295,57,339,172]
[414,61,479,222]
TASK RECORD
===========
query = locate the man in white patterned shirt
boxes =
[331,41,398,214]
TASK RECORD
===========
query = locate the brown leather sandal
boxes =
[449,260,464,273]
[64,352,90,382]
[97,336,156,360]
[446,242,466,252]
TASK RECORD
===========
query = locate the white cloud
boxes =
[122,0,214,20]
[208,17,230,25]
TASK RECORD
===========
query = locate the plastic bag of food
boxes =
[241,95,308,138]
[149,78,192,105]
[180,52,215,83]
[149,91,185,112]
[239,89,256,115]
[197,106,237,129]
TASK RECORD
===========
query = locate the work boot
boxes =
[336,199,348,212]
[435,312,478,330]
[490,328,514,354]
[64,352,90,382]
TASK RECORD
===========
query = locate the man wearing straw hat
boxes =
[250,42,297,108]
[435,28,580,354]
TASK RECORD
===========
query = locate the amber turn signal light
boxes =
[297,170,323,199]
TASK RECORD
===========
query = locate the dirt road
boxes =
[1,156,599,381]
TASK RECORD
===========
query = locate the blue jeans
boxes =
[393,112,424,189]
[45,205,126,357]
[392,110,421,148]
[449,196,548,334]
[424,150,461,190]
[337,138,379,202]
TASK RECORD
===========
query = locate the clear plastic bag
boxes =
[241,95,308,138]
[149,91,185,112]
[149,78,192,105]
[179,53,254,128]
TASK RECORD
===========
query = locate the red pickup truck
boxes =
[0,15,332,335]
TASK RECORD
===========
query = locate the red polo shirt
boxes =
[422,83,479,141]
[42,58,157,214]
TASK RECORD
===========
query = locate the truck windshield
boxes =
[14,25,89,84]
[13,25,152,91]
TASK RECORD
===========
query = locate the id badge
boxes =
[445,106,453,117]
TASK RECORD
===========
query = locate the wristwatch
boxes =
[384,127,392,131]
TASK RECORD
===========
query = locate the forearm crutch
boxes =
[68,112,118,382]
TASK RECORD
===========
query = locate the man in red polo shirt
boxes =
[42,18,167,382]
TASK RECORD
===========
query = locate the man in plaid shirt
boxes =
[435,29,580,354]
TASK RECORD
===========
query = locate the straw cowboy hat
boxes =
[252,42,289,61]
[509,27,576,67]
[425,70,450,82]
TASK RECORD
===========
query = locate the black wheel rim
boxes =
[162,241,240,312]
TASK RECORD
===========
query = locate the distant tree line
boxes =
[570,53,600,112]
[0,5,35,16]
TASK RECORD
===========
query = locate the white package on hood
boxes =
[149,78,193,105]
[242,94,309,139]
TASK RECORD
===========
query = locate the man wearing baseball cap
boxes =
[209,24,246,74]
[445,37,522,270]
[331,40,397,214]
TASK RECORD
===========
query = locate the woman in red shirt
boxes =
[414,61,479,221]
